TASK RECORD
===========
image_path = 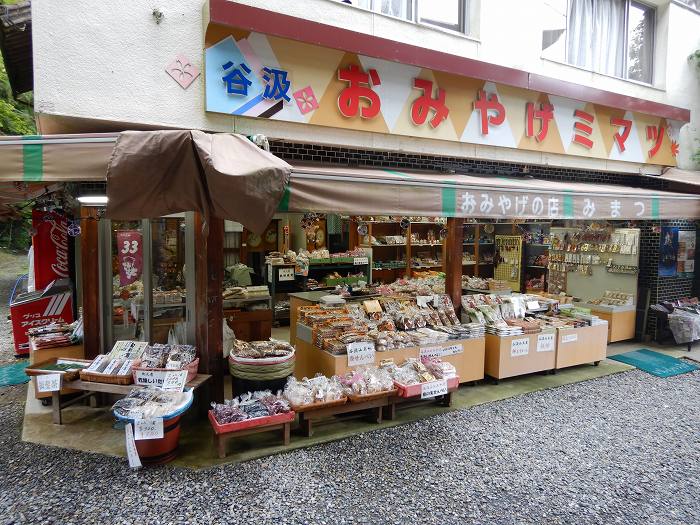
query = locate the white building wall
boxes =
[32,0,700,171]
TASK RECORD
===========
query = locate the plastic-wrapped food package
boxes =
[210,390,291,424]
[112,388,189,419]
[230,339,295,359]
[283,375,345,406]
[340,366,394,395]
[421,357,457,379]
[668,311,700,344]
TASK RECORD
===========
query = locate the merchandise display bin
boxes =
[555,323,608,370]
[484,333,556,380]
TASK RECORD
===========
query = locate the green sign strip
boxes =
[277,184,291,212]
[651,197,659,219]
[441,186,456,217]
[22,135,43,182]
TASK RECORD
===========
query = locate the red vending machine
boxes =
[10,279,74,357]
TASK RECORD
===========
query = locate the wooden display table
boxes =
[295,395,394,437]
[209,411,293,459]
[555,323,608,370]
[576,303,636,342]
[484,332,556,380]
[294,327,485,384]
[46,374,212,425]
[29,342,85,400]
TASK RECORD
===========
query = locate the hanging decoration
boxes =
[439,228,448,240]
[67,220,82,237]
[301,212,324,230]
[357,223,368,236]
[400,218,410,230]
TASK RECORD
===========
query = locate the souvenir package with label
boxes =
[210,391,291,424]
[340,366,395,395]
[283,375,345,406]
[112,388,190,419]
[229,339,295,359]
[383,358,437,385]
[140,343,196,369]
[421,357,457,379]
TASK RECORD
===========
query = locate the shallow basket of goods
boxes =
[208,410,296,434]
[228,350,296,381]
[131,357,200,383]
[288,396,347,412]
[79,369,133,385]
[394,376,459,398]
[346,389,397,403]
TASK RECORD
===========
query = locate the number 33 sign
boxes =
[117,231,143,286]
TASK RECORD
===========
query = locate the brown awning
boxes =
[105,130,291,233]
[283,165,700,220]
[642,168,700,194]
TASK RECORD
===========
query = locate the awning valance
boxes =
[284,165,700,220]
[0,134,117,182]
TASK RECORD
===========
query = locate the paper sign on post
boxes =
[419,344,462,359]
[421,379,448,399]
[278,267,295,282]
[510,338,530,357]
[537,333,555,353]
[134,418,164,440]
[36,373,61,393]
[561,333,578,344]
[353,257,369,265]
[347,341,375,367]
[161,370,188,392]
[125,423,142,469]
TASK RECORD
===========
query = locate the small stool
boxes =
[214,421,291,459]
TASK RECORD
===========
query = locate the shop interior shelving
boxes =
[462,222,495,278]
[521,222,550,293]
[409,221,446,274]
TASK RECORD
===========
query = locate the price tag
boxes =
[346,341,375,367]
[363,299,382,313]
[161,370,188,392]
[419,344,462,359]
[421,379,448,399]
[124,423,142,469]
[526,300,540,310]
[36,373,61,393]
[561,333,578,344]
[278,267,295,282]
[510,338,530,357]
[353,256,369,265]
[416,296,433,308]
[537,333,555,353]
[134,418,164,440]
[165,360,181,370]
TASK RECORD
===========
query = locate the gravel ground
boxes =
[0,251,29,406]
[0,365,697,524]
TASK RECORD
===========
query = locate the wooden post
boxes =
[80,206,100,359]
[194,213,225,404]
[445,218,463,315]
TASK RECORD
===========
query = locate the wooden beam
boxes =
[194,213,225,403]
[80,206,100,359]
[445,218,463,315]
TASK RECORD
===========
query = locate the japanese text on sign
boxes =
[125,423,142,469]
[353,257,369,266]
[537,333,555,353]
[134,370,188,392]
[278,267,295,282]
[36,373,61,393]
[510,338,530,357]
[419,344,462,359]
[134,418,164,441]
[347,341,376,367]
[421,379,449,399]
[561,333,578,344]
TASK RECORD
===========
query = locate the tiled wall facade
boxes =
[271,140,698,340]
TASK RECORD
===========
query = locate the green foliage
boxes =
[0,205,32,251]
[0,39,35,135]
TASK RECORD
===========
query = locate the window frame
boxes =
[556,0,656,85]
[416,0,469,34]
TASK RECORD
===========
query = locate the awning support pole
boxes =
[445,218,463,316]
[194,213,225,404]
[80,206,101,359]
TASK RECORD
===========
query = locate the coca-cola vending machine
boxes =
[10,279,74,357]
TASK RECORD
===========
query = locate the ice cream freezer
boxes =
[10,279,74,357]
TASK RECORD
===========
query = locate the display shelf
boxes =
[527,243,551,247]
[360,244,408,247]
[527,265,547,269]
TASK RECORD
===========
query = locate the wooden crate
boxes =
[555,323,608,370]
[484,333,556,380]
[294,336,485,384]
[29,342,85,399]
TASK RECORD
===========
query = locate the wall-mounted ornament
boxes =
[165,54,200,89]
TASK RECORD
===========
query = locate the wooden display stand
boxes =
[296,396,393,437]
[209,411,292,459]
[484,333,556,380]
[294,330,485,384]
[29,341,85,400]
[555,323,608,369]
[577,304,636,342]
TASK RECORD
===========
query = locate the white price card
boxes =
[346,341,376,367]
[353,257,369,265]
[278,267,295,282]
[419,344,462,359]
[416,296,433,308]
[537,333,555,353]
[161,370,188,392]
[134,369,167,388]
[510,338,530,357]
[36,373,61,393]
[526,300,540,310]
[421,379,448,399]
[124,423,142,469]
[134,418,164,441]
[561,333,578,344]
[165,360,181,370]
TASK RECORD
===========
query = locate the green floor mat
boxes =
[0,360,30,387]
[608,349,698,377]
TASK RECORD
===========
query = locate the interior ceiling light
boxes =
[77,195,108,205]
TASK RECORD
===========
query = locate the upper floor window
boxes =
[542,0,655,84]
[340,0,472,35]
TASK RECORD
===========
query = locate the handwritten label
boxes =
[363,299,382,313]
[419,344,462,359]
[353,257,369,265]
[116,359,134,377]
[537,333,555,353]
[561,333,578,344]
[526,300,540,310]
[278,267,295,282]
[416,296,432,308]
[165,360,181,370]
[134,418,164,440]
[421,379,448,399]
[162,370,188,392]
[36,373,61,393]
[125,423,142,469]
[347,341,376,367]
[85,354,107,372]
[510,338,530,357]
